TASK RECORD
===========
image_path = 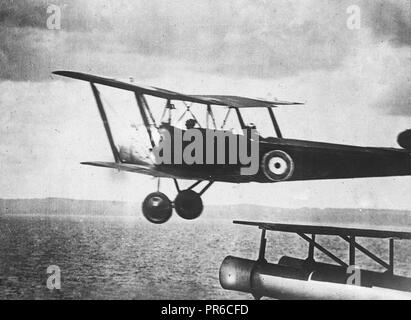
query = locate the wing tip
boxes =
[271,102,305,107]
[52,70,69,75]
[52,70,79,78]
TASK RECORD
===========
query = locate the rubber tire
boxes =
[142,192,172,224]
[174,190,203,220]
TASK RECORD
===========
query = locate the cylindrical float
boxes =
[279,256,411,293]
[219,256,411,300]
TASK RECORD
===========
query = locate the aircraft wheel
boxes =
[142,192,172,224]
[261,150,294,181]
[174,190,203,220]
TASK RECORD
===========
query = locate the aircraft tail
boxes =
[398,129,411,150]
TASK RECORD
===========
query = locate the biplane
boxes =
[220,220,411,299]
[53,71,411,224]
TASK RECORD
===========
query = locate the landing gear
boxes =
[142,192,172,224]
[174,190,203,220]
[141,179,213,224]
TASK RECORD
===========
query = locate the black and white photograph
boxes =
[1,0,411,306]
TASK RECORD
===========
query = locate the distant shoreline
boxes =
[1,197,411,229]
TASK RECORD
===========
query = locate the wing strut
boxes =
[90,83,120,163]
[267,107,283,138]
[135,92,155,148]
[141,95,157,128]
[206,104,217,129]
[234,108,246,129]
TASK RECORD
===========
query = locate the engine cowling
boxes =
[142,192,172,224]
[398,130,411,150]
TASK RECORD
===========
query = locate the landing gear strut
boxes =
[141,179,214,224]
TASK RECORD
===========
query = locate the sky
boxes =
[0,0,410,209]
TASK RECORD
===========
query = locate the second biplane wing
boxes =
[220,220,411,300]
[233,220,411,240]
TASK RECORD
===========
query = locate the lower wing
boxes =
[81,161,246,183]
[81,161,176,178]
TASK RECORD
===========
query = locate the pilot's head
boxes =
[185,119,197,129]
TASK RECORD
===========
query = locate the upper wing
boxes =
[53,71,225,106]
[192,95,304,108]
[53,70,303,108]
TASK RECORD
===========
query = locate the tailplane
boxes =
[398,129,411,150]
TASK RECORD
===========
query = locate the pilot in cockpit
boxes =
[185,118,197,130]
